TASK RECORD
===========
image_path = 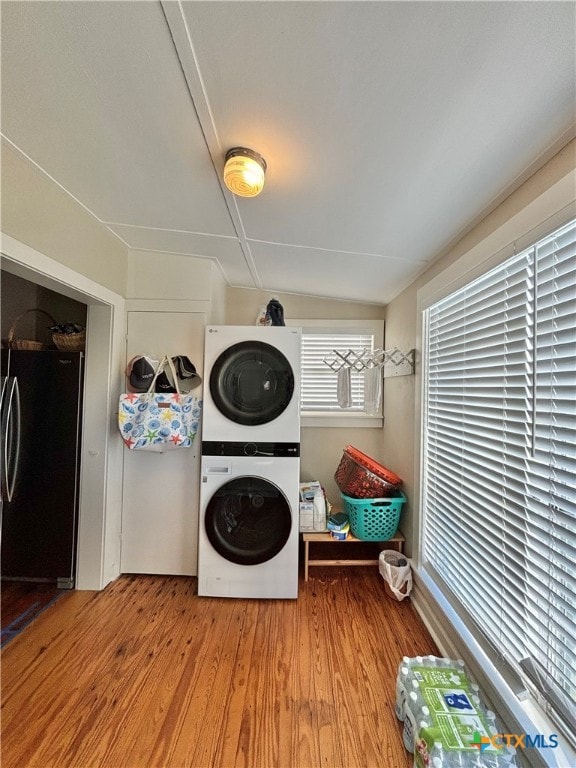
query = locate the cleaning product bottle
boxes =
[312,488,326,531]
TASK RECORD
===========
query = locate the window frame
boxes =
[286,318,384,427]
[422,220,575,730]
[412,201,576,768]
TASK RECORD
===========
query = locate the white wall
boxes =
[381,138,576,556]
[122,249,226,575]
[127,249,213,300]
[208,262,228,324]
[1,139,128,295]
[224,287,386,325]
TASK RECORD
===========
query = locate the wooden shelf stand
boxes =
[302,530,405,581]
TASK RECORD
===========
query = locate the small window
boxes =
[287,319,384,426]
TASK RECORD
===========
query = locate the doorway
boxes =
[1,236,125,591]
[1,272,88,639]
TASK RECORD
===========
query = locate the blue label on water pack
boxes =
[443,692,473,711]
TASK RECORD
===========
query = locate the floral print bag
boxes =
[118,356,201,451]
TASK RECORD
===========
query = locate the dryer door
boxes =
[205,476,292,565]
[209,341,295,426]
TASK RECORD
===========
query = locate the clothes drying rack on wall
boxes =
[323,347,415,377]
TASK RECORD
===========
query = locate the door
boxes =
[204,475,292,565]
[121,311,205,575]
[1,375,21,507]
[1,350,84,586]
[209,341,295,426]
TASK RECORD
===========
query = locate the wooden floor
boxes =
[1,569,437,768]
[1,582,64,648]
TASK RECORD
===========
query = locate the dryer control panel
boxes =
[202,441,300,457]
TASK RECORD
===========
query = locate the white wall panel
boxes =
[121,310,205,575]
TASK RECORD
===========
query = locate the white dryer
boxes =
[198,446,300,599]
[202,326,301,443]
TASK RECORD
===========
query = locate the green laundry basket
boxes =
[341,491,406,541]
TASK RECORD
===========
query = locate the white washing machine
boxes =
[202,326,301,443]
[197,447,300,599]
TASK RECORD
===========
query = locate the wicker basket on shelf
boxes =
[7,309,56,351]
[52,328,86,352]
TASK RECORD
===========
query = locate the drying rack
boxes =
[323,347,415,377]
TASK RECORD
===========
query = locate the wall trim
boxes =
[1,233,125,589]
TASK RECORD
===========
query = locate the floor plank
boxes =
[1,570,438,768]
[1,582,65,648]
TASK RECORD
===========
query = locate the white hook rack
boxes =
[323,347,415,377]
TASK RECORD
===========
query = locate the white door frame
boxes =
[1,233,125,589]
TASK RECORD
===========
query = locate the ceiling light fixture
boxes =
[223,147,267,198]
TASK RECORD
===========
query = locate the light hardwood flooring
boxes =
[1,568,438,768]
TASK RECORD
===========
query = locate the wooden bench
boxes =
[302,530,405,581]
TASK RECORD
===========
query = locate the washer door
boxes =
[209,341,295,426]
[205,476,292,565]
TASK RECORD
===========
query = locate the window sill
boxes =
[411,567,576,768]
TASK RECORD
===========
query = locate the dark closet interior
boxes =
[1,270,88,646]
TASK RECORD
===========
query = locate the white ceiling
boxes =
[1,1,574,305]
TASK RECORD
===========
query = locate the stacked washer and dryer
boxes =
[198,326,301,599]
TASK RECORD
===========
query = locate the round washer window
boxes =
[209,341,295,426]
[205,476,292,565]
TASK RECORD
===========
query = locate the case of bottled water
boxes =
[395,656,517,767]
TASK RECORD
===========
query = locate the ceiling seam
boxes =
[102,222,239,240]
[160,0,262,289]
[246,237,430,263]
[1,133,130,252]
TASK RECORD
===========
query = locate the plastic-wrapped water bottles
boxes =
[429,746,512,768]
[409,679,425,708]
[428,740,468,768]
[487,726,517,764]
[403,687,429,754]
[395,655,518,767]
[402,691,419,752]
[394,664,410,721]
[413,706,433,764]
[429,751,464,767]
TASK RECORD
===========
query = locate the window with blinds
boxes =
[300,330,375,413]
[422,219,576,740]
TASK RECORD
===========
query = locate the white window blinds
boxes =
[300,330,375,412]
[422,219,576,738]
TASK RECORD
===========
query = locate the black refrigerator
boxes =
[1,349,84,588]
